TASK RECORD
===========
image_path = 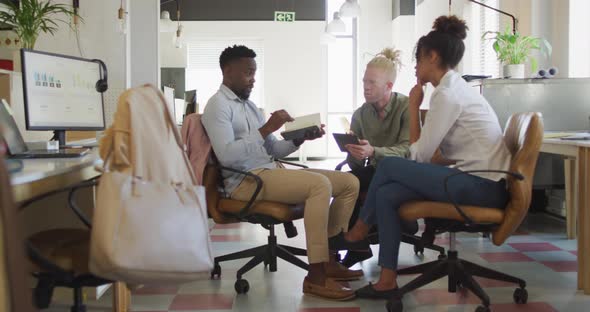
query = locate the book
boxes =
[280,113,321,141]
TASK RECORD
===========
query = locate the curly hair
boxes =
[219,45,257,70]
[415,15,469,69]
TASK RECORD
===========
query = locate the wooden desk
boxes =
[541,138,590,294]
[10,152,131,311]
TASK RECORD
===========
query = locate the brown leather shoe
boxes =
[302,277,356,301]
[326,261,364,281]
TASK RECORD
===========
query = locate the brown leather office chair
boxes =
[205,158,309,294]
[1,156,37,312]
[19,179,111,312]
[387,112,543,312]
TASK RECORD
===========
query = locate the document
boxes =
[281,113,321,140]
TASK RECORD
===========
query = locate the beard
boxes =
[234,88,252,101]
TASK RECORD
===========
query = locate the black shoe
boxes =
[328,231,370,251]
[341,250,373,268]
[355,283,399,299]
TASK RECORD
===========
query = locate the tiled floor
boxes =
[44,160,590,312]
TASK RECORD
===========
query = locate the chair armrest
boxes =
[67,179,99,229]
[335,159,348,171]
[217,165,263,219]
[444,170,524,225]
[276,159,309,169]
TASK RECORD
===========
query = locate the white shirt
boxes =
[410,70,511,181]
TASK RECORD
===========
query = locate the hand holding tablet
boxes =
[332,133,360,152]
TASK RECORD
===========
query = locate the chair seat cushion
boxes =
[27,229,90,273]
[399,201,505,224]
[218,199,304,222]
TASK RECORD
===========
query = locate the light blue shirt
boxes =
[202,84,299,193]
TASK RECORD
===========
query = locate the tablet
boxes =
[332,133,360,152]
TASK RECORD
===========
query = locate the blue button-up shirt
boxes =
[202,84,299,193]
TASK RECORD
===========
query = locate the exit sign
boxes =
[274,11,295,22]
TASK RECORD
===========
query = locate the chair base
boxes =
[401,233,445,257]
[211,224,308,294]
[388,250,528,312]
[33,272,110,311]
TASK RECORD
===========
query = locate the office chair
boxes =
[206,157,309,294]
[1,157,38,312]
[386,112,543,312]
[19,179,111,312]
[334,160,446,257]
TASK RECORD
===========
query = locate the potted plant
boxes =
[483,25,552,79]
[0,0,80,50]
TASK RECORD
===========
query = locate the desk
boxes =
[10,152,132,311]
[541,138,590,294]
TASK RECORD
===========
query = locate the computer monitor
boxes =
[20,49,106,147]
[184,89,197,117]
[163,86,175,120]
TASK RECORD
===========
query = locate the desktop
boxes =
[20,49,106,147]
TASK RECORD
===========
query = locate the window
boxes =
[185,39,264,112]
[468,0,500,77]
[326,0,356,157]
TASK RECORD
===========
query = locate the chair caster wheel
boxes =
[235,279,250,294]
[386,298,403,312]
[475,305,490,312]
[413,244,424,256]
[210,264,221,279]
[33,286,54,309]
[513,287,528,304]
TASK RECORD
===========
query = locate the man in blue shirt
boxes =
[202,45,364,300]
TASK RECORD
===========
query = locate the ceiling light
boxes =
[339,0,361,18]
[326,12,346,34]
[160,10,175,32]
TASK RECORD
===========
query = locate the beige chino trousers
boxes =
[231,167,359,264]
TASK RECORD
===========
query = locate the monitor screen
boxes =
[21,49,105,130]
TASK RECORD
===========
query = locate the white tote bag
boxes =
[89,88,213,284]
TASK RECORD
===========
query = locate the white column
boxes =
[128,0,160,87]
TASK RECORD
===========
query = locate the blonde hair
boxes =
[367,47,402,84]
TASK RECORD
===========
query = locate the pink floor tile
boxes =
[299,308,360,312]
[210,234,242,242]
[478,252,534,263]
[570,251,578,256]
[508,243,561,252]
[213,223,243,230]
[474,276,516,288]
[412,288,481,305]
[541,261,578,272]
[490,302,558,312]
[169,294,234,310]
[132,285,179,295]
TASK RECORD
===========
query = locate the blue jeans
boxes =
[361,157,509,270]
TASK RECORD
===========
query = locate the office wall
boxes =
[178,21,327,156]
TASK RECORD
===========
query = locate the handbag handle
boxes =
[149,85,199,186]
[101,85,199,186]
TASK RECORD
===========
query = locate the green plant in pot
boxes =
[483,25,552,78]
[0,0,81,50]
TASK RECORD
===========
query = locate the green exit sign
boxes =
[274,11,295,22]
